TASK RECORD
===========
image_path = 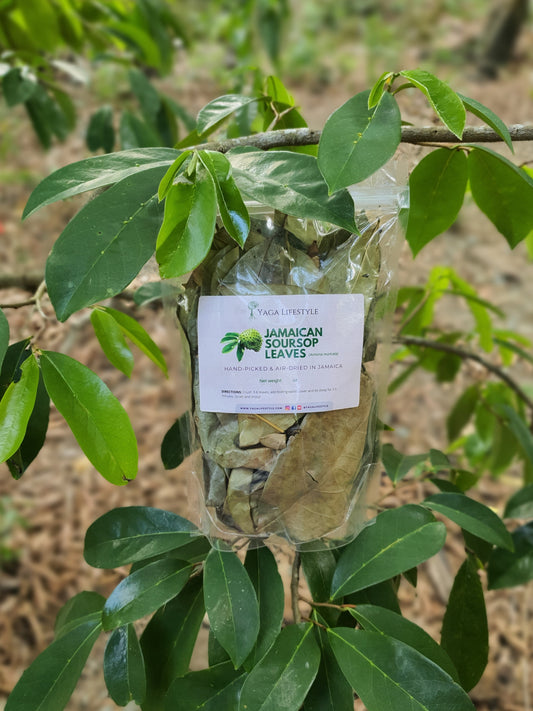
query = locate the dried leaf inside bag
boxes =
[256,369,374,541]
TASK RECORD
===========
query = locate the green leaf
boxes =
[458,93,513,151]
[104,624,146,706]
[45,167,166,321]
[164,661,244,711]
[303,626,353,711]
[158,151,191,201]
[119,110,161,149]
[468,146,533,248]
[7,370,50,479]
[345,579,401,615]
[504,484,533,519]
[87,105,115,153]
[141,575,205,711]
[2,67,37,106]
[198,150,250,247]
[331,505,446,598]
[0,339,31,391]
[40,351,137,485]
[5,619,101,711]
[318,90,401,192]
[244,546,285,667]
[0,354,39,462]
[406,148,468,255]
[301,548,339,624]
[423,492,513,550]
[381,444,429,484]
[228,148,357,231]
[23,148,177,219]
[239,623,321,711]
[133,281,166,306]
[91,309,134,377]
[156,174,217,278]
[349,604,459,681]
[84,506,199,568]
[161,412,195,470]
[328,628,474,711]
[368,71,394,109]
[203,547,260,668]
[54,591,106,639]
[0,308,8,372]
[447,384,480,441]
[102,558,193,631]
[441,554,488,690]
[487,522,533,589]
[400,70,466,138]
[493,403,533,468]
[196,94,258,135]
[99,306,167,376]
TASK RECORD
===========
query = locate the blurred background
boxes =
[1,1,533,709]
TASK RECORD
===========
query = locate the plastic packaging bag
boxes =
[173,165,408,549]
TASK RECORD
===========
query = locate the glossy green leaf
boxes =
[368,71,394,108]
[318,90,401,192]
[91,309,134,377]
[208,628,231,666]
[447,384,480,442]
[102,558,193,631]
[203,548,260,668]
[301,548,339,625]
[406,148,468,255]
[487,522,533,589]
[349,604,458,681]
[329,628,474,711]
[0,354,39,462]
[493,403,533,467]
[198,150,250,247]
[228,148,357,231]
[458,93,513,151]
[441,555,488,690]
[468,146,533,248]
[141,575,205,711]
[99,306,167,376]
[345,579,401,615]
[156,174,217,278]
[381,444,429,484]
[303,626,354,711]
[84,506,199,568]
[504,484,533,519]
[40,351,137,485]
[23,148,177,219]
[423,492,513,551]
[7,370,50,479]
[5,619,101,711]
[197,94,258,134]
[0,308,9,371]
[164,661,244,711]
[158,151,191,201]
[244,546,285,667]
[133,281,166,306]
[54,591,106,639]
[87,105,115,153]
[400,70,466,138]
[104,624,146,706]
[45,168,165,321]
[239,623,321,711]
[331,505,446,599]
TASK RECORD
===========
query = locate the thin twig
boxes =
[291,551,301,624]
[299,596,356,611]
[200,124,533,153]
[395,335,533,412]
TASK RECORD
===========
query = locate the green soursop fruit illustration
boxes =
[239,328,262,351]
[220,329,262,361]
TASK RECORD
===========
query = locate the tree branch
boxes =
[291,551,301,624]
[202,124,533,152]
[395,335,533,412]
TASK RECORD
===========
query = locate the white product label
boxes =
[197,294,365,414]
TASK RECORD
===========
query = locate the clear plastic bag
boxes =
[172,165,408,549]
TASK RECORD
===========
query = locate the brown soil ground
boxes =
[1,27,533,711]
